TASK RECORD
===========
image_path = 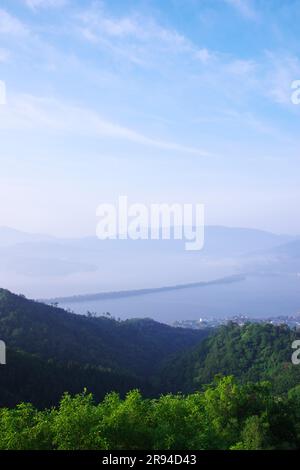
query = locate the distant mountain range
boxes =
[0,225,298,301]
[0,226,55,247]
[0,224,294,252]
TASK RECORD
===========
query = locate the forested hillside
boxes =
[0,288,209,407]
[1,288,300,450]
[160,322,300,394]
[0,348,146,408]
[0,289,208,375]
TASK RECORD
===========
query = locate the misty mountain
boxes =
[0,226,54,247]
[0,225,295,297]
[203,226,293,256]
[269,239,300,258]
[0,226,299,321]
[240,238,300,276]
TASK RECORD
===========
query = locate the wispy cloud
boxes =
[264,53,300,105]
[24,0,67,10]
[0,93,212,157]
[78,7,186,43]
[77,4,214,66]
[1,3,294,113]
[224,0,258,20]
[0,9,28,35]
[0,47,10,62]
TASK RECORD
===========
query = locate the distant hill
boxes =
[0,225,295,300]
[246,239,300,275]
[268,239,300,258]
[202,226,293,256]
[0,226,54,247]
[0,288,209,407]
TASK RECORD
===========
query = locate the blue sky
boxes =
[0,0,300,236]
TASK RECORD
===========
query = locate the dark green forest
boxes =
[0,288,300,450]
[0,288,209,407]
[160,322,300,394]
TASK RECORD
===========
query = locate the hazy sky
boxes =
[0,0,300,236]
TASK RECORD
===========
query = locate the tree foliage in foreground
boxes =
[1,376,300,450]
